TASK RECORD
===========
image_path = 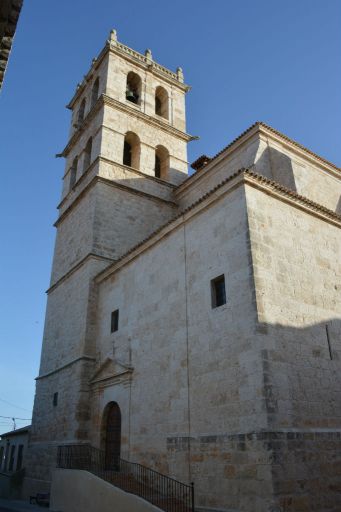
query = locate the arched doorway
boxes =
[102,402,121,470]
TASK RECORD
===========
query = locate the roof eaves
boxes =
[186,121,340,191]
[0,425,31,438]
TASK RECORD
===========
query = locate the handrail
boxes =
[57,444,194,512]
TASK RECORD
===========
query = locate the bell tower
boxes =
[27,29,192,488]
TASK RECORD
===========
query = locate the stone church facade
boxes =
[26,30,341,512]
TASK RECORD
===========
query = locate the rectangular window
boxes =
[211,275,226,308]
[9,445,15,472]
[111,309,119,333]
[16,445,23,471]
[53,392,58,407]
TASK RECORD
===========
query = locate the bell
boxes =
[126,89,136,101]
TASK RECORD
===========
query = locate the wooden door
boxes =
[105,402,121,470]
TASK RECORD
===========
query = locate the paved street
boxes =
[0,500,46,512]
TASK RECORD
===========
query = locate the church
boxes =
[25,29,341,512]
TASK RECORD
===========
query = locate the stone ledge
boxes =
[55,173,177,228]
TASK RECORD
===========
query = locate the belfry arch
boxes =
[155,86,169,119]
[123,131,140,169]
[155,145,169,179]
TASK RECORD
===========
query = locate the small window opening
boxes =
[126,71,142,105]
[155,97,162,116]
[123,140,132,167]
[155,155,161,179]
[83,137,92,173]
[16,445,23,471]
[154,145,169,180]
[123,132,140,169]
[211,275,226,308]
[155,86,169,119]
[69,157,78,191]
[53,392,58,407]
[77,98,86,126]
[111,310,119,333]
[9,445,15,472]
[91,77,99,109]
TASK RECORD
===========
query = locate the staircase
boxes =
[57,444,194,512]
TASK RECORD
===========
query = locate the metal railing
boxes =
[57,444,194,512]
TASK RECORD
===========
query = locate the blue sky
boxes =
[0,0,340,434]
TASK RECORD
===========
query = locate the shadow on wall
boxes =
[254,317,341,428]
[256,317,341,512]
[166,317,341,512]
[255,145,297,192]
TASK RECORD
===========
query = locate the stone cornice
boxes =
[180,121,341,196]
[90,357,133,389]
[47,253,114,295]
[58,156,176,211]
[210,122,341,175]
[67,33,189,109]
[60,94,194,158]
[244,171,341,227]
[36,355,96,381]
[55,173,177,228]
[98,156,177,188]
[101,124,190,163]
[102,94,194,142]
[59,157,98,209]
[107,43,189,91]
[59,96,103,158]
[96,169,341,284]
[66,47,109,110]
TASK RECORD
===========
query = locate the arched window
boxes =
[126,72,142,105]
[91,77,99,109]
[155,86,169,119]
[83,137,92,173]
[69,157,78,191]
[77,98,86,126]
[123,132,140,169]
[154,145,169,179]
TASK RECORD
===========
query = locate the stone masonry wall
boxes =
[52,180,176,286]
[94,184,271,511]
[28,357,96,483]
[39,259,106,375]
[50,187,97,285]
[246,184,341,425]
[246,184,341,511]
[92,180,177,261]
